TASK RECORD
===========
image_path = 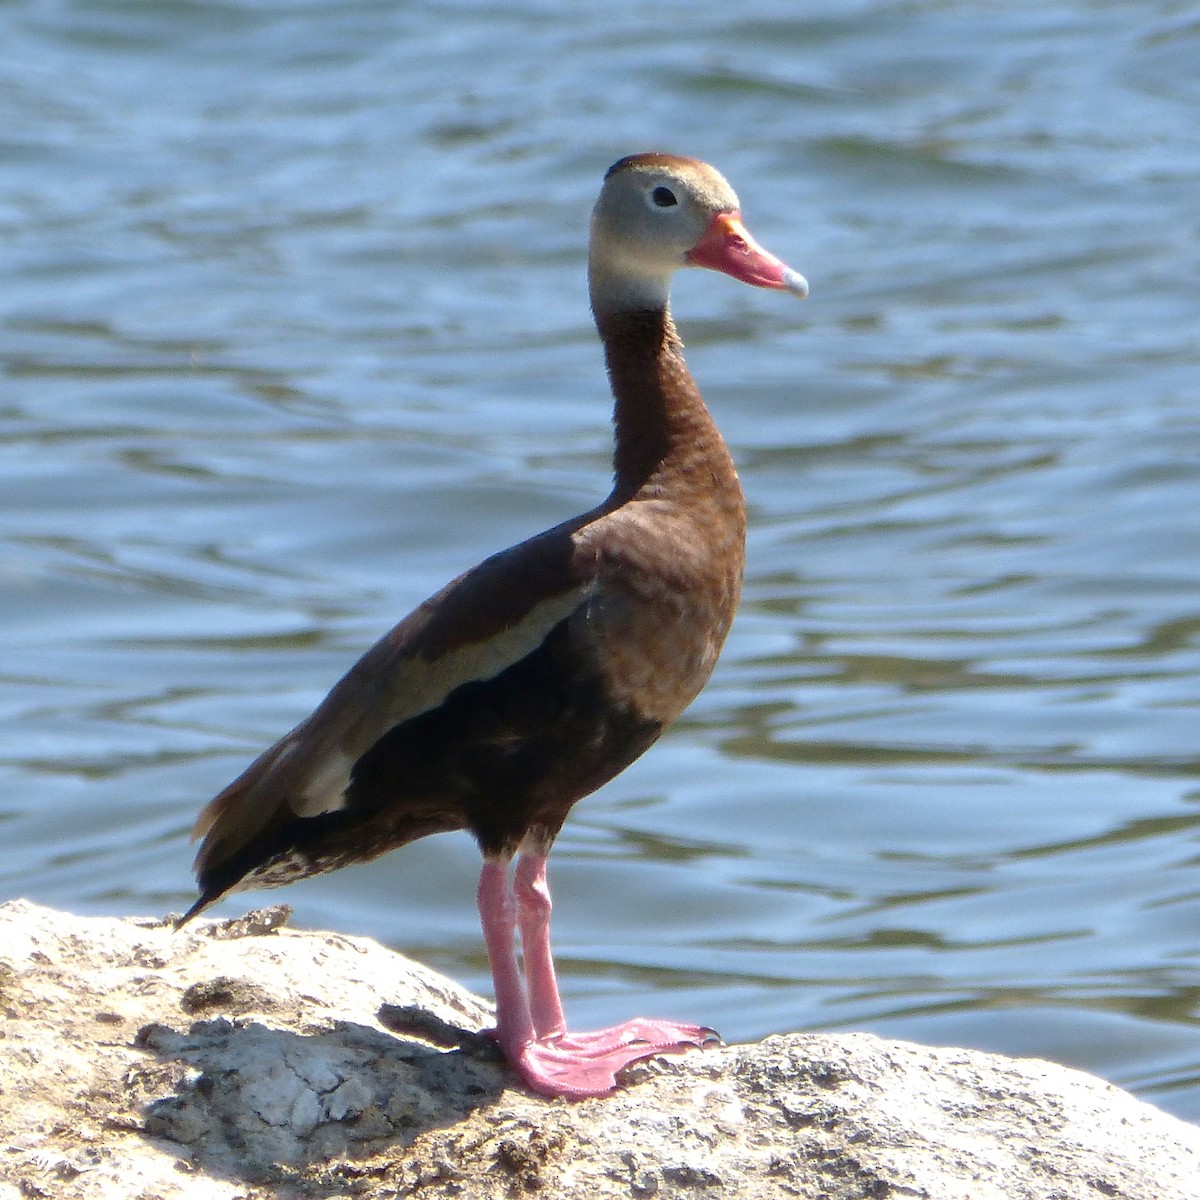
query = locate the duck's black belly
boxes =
[210,618,664,899]
[347,618,663,856]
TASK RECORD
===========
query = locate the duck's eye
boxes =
[651,186,679,209]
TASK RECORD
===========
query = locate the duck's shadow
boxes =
[135,1004,510,1188]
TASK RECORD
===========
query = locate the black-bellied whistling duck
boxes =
[181,153,807,1099]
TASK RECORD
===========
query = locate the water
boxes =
[4,0,1200,1119]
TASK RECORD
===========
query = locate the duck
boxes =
[181,152,807,1099]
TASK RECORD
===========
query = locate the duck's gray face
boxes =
[589,154,807,312]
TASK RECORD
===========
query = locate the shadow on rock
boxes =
[136,1014,507,1185]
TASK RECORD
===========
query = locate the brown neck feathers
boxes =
[596,308,740,511]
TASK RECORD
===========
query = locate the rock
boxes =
[1,898,1197,1199]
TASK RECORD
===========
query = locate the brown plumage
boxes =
[182,153,806,1098]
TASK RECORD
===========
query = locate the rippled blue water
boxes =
[4,0,1200,1119]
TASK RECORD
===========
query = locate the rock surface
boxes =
[1,898,1198,1199]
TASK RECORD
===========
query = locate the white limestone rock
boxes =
[1,898,1197,1199]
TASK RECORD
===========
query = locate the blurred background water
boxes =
[4,0,1200,1119]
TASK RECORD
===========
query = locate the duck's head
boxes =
[589,153,808,315]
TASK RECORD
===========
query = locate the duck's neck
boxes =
[595,305,743,515]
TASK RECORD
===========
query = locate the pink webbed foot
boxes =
[506,1020,721,1099]
[478,853,720,1098]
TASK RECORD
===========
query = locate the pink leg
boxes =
[476,856,534,1060]
[513,851,566,1038]
[474,849,719,1099]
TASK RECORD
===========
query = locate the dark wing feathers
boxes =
[185,518,597,915]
